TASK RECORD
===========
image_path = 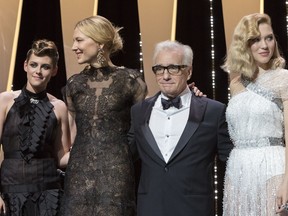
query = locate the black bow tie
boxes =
[161,96,181,110]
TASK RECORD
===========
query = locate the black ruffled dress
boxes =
[0,87,62,216]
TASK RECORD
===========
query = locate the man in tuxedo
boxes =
[128,40,233,216]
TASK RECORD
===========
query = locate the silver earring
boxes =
[96,48,107,67]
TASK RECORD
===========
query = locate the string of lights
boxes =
[209,1,220,216]
[209,0,216,100]
[139,33,144,74]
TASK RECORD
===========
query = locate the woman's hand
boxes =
[0,196,6,215]
[275,181,288,215]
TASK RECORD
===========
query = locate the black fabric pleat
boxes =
[14,87,54,162]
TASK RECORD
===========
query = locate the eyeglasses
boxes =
[152,64,188,76]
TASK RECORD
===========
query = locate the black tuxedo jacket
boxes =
[128,92,233,216]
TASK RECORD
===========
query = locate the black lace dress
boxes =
[0,88,62,216]
[60,66,147,216]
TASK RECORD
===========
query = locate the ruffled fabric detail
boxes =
[3,189,62,216]
[14,87,54,162]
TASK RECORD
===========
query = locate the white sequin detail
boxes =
[223,68,288,216]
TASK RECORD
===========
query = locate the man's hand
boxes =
[189,82,206,97]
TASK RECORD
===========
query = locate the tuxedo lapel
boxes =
[168,95,207,162]
[140,124,165,162]
[140,92,166,162]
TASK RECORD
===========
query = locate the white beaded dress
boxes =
[223,68,288,216]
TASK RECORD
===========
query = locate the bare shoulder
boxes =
[47,94,66,109]
[0,90,20,105]
[0,90,20,100]
[229,75,245,96]
[47,93,68,119]
[0,90,20,114]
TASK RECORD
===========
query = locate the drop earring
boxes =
[96,48,107,67]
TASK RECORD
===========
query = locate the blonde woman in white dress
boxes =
[222,13,288,215]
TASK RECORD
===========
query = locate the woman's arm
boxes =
[276,100,288,213]
[68,110,77,146]
[52,98,72,168]
[0,91,16,215]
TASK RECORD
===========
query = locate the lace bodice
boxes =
[63,66,147,139]
[60,66,147,216]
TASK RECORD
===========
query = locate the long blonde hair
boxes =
[222,13,285,79]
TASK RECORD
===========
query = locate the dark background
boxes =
[12,0,288,214]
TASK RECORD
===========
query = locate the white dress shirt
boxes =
[149,87,191,163]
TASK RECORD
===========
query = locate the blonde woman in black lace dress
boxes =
[60,16,147,216]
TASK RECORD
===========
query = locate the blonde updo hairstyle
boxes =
[75,15,123,55]
[222,13,285,79]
